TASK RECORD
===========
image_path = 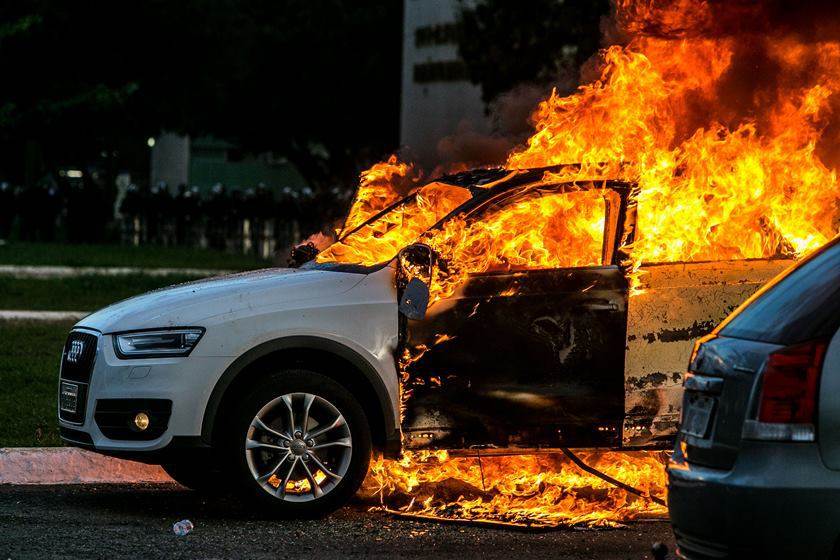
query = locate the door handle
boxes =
[581,299,619,311]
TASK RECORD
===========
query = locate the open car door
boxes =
[398,181,635,451]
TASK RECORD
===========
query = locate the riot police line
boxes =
[0,178,337,260]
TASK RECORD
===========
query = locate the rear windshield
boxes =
[719,237,840,344]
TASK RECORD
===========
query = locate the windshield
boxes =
[316,182,472,266]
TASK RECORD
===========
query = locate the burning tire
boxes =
[229,369,371,517]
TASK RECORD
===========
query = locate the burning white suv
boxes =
[58,166,792,516]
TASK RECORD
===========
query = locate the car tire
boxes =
[227,368,372,518]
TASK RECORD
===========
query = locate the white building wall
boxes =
[401,0,490,166]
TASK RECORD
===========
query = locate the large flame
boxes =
[328,0,840,527]
[340,155,420,235]
[318,181,472,265]
[422,187,612,300]
[507,39,839,265]
[326,5,839,273]
[361,450,668,528]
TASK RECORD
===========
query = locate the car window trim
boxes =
[421,180,634,270]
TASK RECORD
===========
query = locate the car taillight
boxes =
[743,339,828,442]
[758,339,828,424]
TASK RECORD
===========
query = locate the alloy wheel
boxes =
[244,392,353,502]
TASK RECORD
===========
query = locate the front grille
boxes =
[58,330,99,424]
[60,331,98,383]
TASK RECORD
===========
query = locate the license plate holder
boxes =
[60,382,79,414]
[682,394,715,438]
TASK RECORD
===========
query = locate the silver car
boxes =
[668,236,840,559]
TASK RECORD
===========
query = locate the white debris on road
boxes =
[0,265,229,278]
[173,520,195,536]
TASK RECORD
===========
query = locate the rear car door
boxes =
[399,182,633,450]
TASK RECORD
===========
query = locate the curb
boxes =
[0,447,173,485]
[0,265,230,279]
[0,310,89,321]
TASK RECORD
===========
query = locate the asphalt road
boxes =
[0,484,676,559]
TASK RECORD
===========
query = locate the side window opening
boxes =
[425,186,613,275]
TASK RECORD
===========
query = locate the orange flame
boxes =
[323,0,840,527]
[362,451,668,527]
[422,187,611,301]
[326,29,839,274]
[507,38,839,265]
[317,181,472,265]
[341,155,420,234]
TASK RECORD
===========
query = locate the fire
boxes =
[508,38,839,266]
[268,469,328,494]
[324,5,839,274]
[340,155,420,235]
[317,181,471,265]
[318,0,840,528]
[361,450,668,528]
[422,187,611,300]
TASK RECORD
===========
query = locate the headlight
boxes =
[113,328,204,359]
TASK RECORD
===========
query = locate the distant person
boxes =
[186,185,201,246]
[113,172,132,221]
[229,188,245,252]
[88,169,115,242]
[204,183,229,250]
[248,183,275,257]
[146,181,172,244]
[0,182,15,240]
[119,183,143,245]
[174,183,189,245]
[18,180,58,241]
[40,183,60,242]
[65,173,101,243]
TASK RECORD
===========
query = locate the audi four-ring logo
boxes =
[67,340,85,363]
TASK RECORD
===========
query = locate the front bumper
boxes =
[668,441,840,559]
[58,331,234,457]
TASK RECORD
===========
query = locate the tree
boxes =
[0,0,402,202]
[456,0,611,105]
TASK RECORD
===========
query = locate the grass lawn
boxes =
[0,243,275,448]
[0,274,203,311]
[0,241,273,270]
[0,320,72,446]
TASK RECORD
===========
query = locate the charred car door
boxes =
[399,181,633,451]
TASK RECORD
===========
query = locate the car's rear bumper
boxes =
[668,441,840,559]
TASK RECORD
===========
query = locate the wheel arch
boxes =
[202,336,400,457]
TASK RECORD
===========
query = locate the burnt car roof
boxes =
[431,167,512,187]
[306,165,637,273]
[338,164,636,242]
[431,164,635,193]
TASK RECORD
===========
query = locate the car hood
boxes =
[77,267,366,333]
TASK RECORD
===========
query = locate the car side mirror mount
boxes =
[397,243,434,320]
[288,242,318,268]
[399,278,430,320]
